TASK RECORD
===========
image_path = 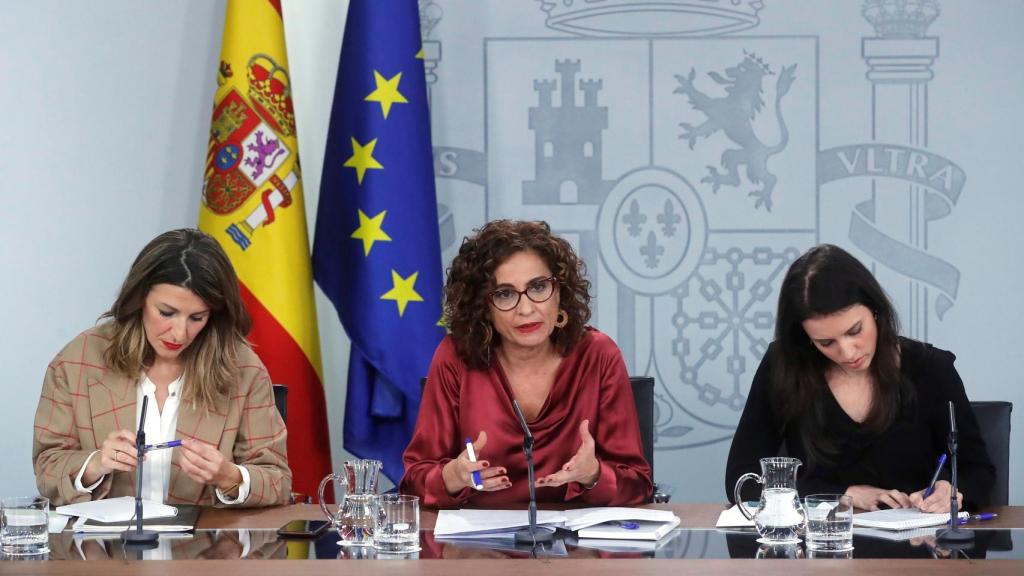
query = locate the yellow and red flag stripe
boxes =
[199,0,331,503]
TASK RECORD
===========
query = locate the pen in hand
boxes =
[464,437,484,490]
[144,440,182,452]
[922,453,948,499]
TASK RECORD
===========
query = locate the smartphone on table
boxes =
[277,519,331,538]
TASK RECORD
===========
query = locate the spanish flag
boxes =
[200,0,331,502]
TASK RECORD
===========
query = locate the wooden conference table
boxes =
[5,503,1023,575]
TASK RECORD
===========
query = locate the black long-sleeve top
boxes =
[726,338,996,509]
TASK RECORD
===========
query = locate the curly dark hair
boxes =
[444,220,591,369]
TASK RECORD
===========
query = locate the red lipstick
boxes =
[162,340,183,351]
[515,322,542,334]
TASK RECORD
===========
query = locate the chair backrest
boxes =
[970,401,1012,506]
[272,384,288,424]
[630,376,655,478]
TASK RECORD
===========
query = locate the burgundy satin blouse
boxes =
[400,328,653,508]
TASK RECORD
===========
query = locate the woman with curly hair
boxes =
[400,220,653,507]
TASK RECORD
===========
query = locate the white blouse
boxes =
[74,374,250,504]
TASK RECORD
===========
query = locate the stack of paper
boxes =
[433,509,567,539]
[434,508,680,542]
[566,507,680,541]
[55,496,178,523]
[55,496,196,534]
[852,508,969,531]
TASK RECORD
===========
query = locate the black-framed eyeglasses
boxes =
[488,276,558,311]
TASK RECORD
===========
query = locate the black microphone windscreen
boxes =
[139,395,149,432]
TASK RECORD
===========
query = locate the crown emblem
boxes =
[536,0,763,37]
[246,54,296,136]
[862,0,940,38]
[743,49,774,75]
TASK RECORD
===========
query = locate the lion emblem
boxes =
[674,53,797,211]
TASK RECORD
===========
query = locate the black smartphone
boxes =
[277,519,331,538]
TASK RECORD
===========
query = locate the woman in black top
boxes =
[725,244,995,511]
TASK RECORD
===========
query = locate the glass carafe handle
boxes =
[318,473,347,524]
[733,472,762,521]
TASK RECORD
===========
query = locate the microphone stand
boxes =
[511,400,553,546]
[936,400,974,548]
[122,395,159,548]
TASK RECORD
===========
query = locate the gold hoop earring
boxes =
[555,310,569,329]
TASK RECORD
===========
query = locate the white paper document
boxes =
[433,509,568,537]
[577,517,681,541]
[715,504,756,528]
[434,507,681,541]
[852,508,968,531]
[55,496,178,523]
[563,507,679,531]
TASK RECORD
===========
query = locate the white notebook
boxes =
[55,496,178,523]
[852,508,968,531]
[576,517,681,541]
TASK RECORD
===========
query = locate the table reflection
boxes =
[34,527,1020,561]
[46,530,287,561]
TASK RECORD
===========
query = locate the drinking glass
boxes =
[374,494,420,554]
[1,496,50,556]
[804,494,854,552]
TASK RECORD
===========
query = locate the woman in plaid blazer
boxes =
[33,229,291,507]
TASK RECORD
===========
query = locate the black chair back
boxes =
[629,376,655,477]
[970,401,1012,506]
[273,384,288,424]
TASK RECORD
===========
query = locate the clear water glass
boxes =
[1,496,50,556]
[804,494,854,552]
[374,494,420,554]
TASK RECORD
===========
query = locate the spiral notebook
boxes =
[852,508,969,531]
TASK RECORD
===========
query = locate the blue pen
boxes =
[960,513,998,524]
[144,440,182,451]
[464,438,484,490]
[922,453,948,499]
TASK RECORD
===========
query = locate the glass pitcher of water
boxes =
[319,459,382,547]
[733,457,807,544]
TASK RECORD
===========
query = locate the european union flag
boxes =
[312,0,444,484]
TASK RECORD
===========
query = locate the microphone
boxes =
[511,400,553,546]
[122,395,159,547]
[936,400,974,547]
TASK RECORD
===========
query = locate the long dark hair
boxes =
[101,228,252,410]
[772,244,908,464]
[444,220,591,370]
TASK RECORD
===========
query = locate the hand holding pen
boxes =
[923,453,947,499]
[440,431,511,494]
[910,453,962,512]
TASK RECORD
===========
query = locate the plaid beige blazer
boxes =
[33,324,291,507]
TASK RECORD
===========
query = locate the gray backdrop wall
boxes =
[2,0,1021,504]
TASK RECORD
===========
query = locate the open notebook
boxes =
[852,508,969,531]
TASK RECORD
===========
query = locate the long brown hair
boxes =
[772,244,911,464]
[101,229,252,410]
[444,220,591,370]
